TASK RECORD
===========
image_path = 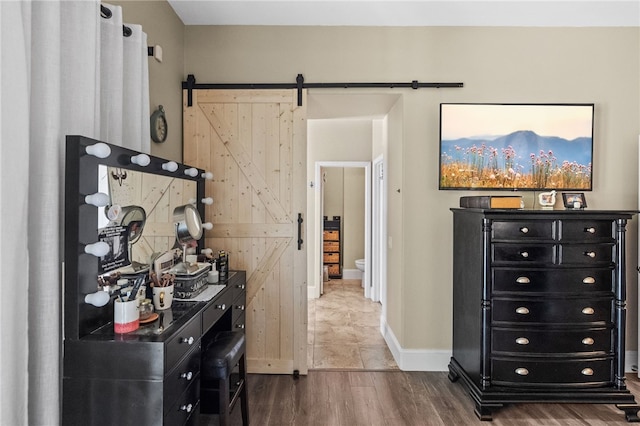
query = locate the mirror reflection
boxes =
[97,165,198,275]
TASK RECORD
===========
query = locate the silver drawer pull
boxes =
[180,403,193,413]
[581,368,594,376]
[180,336,195,345]
[180,371,193,381]
[236,305,245,310]
[585,227,596,234]
[516,307,530,315]
[516,337,530,345]
[584,251,596,258]
[216,303,226,310]
[236,323,246,329]
[515,368,529,376]
[582,307,595,315]
[520,227,529,234]
[237,284,246,290]
[516,277,531,284]
[582,337,595,345]
[582,277,596,284]
[520,251,529,258]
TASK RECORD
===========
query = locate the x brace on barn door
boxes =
[182,74,464,107]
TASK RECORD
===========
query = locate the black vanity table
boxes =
[62,136,247,425]
[63,272,246,426]
[449,208,640,422]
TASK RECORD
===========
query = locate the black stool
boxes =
[201,331,249,425]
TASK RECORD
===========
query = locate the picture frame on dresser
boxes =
[562,192,587,209]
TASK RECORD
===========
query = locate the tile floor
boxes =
[307,278,398,370]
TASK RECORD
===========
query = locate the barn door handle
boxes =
[297,213,303,250]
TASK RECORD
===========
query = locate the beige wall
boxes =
[111,0,185,162]
[343,168,366,267]
[114,3,640,359]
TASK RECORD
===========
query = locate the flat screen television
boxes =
[439,103,594,191]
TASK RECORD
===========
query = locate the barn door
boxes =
[183,89,307,375]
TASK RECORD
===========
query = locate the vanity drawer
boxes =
[492,268,613,294]
[232,297,246,325]
[560,220,614,241]
[492,298,612,325]
[166,317,202,370]
[559,244,613,265]
[202,287,233,332]
[231,281,246,302]
[233,312,246,332]
[491,357,613,387]
[164,344,201,413]
[492,220,554,240]
[164,377,200,426]
[492,328,612,355]
[492,244,554,264]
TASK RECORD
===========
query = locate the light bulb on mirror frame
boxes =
[85,143,111,159]
[201,197,213,205]
[131,153,151,167]
[84,192,110,207]
[84,241,110,257]
[202,222,213,230]
[162,161,178,172]
[184,167,198,177]
[84,291,110,307]
[201,171,213,180]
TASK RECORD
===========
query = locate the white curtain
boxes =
[0,1,149,424]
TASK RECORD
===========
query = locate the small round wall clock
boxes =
[150,105,167,143]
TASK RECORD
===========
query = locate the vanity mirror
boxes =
[64,135,205,339]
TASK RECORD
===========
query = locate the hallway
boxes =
[308,279,398,370]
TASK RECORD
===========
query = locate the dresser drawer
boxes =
[560,220,614,241]
[323,230,340,241]
[492,268,613,294]
[492,244,554,264]
[492,327,612,355]
[559,244,613,265]
[492,298,612,324]
[328,264,340,275]
[166,316,202,370]
[491,357,613,387]
[164,344,201,413]
[492,220,554,240]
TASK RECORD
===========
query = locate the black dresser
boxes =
[449,208,639,422]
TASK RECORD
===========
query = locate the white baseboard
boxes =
[381,317,639,374]
[380,315,451,371]
[342,268,362,280]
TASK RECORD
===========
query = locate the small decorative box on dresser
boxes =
[448,208,640,422]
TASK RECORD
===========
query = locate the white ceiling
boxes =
[167,0,640,27]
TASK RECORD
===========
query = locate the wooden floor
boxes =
[200,371,640,425]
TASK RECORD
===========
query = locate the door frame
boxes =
[312,161,371,298]
[372,154,386,304]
